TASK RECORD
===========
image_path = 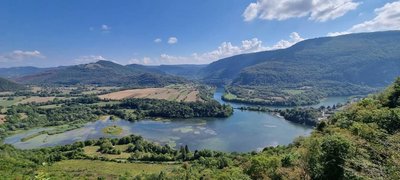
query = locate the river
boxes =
[3,89,350,152]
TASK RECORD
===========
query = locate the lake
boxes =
[3,89,350,152]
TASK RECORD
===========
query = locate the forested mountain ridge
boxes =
[200,31,400,87]
[0,78,24,92]
[0,66,52,78]
[15,60,187,87]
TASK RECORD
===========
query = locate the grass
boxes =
[222,93,237,100]
[99,85,200,102]
[20,124,84,142]
[92,101,120,106]
[102,125,123,135]
[0,96,26,107]
[39,160,178,179]
[20,131,47,142]
[283,89,305,95]
[17,96,61,104]
[38,104,61,109]
[46,124,84,135]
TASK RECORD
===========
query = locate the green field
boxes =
[282,89,305,95]
[39,160,178,179]
[222,93,237,100]
[0,96,26,107]
[102,125,123,135]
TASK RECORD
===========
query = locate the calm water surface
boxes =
[4,89,349,152]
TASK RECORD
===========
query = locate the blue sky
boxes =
[0,0,399,67]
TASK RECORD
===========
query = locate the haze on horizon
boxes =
[0,0,399,68]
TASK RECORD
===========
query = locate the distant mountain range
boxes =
[0,62,205,87]
[1,31,399,91]
[0,67,51,78]
[200,31,400,87]
[12,61,188,87]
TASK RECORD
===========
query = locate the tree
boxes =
[184,145,190,154]
[387,77,400,108]
[320,135,352,180]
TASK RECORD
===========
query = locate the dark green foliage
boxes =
[98,139,121,154]
[320,135,352,180]
[0,77,24,92]
[223,84,366,106]
[385,77,400,108]
[129,64,206,79]
[279,108,320,126]
[0,66,50,78]
[202,31,400,105]
[120,98,233,118]
[16,60,187,87]
[202,31,400,88]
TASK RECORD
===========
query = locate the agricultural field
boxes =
[99,85,200,102]
[39,160,178,179]
[0,96,26,107]
[0,96,65,107]
[81,86,119,95]
[17,96,63,104]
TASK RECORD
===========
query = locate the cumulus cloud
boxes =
[0,50,45,62]
[168,37,178,44]
[74,55,107,64]
[128,57,152,65]
[243,0,360,22]
[101,24,111,32]
[328,1,400,36]
[130,32,304,65]
[154,38,162,43]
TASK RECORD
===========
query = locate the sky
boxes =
[0,0,399,68]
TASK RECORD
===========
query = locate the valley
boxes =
[3,88,323,152]
[0,31,399,179]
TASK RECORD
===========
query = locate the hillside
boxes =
[0,67,52,78]
[150,64,206,79]
[0,78,24,92]
[16,61,187,87]
[201,31,400,87]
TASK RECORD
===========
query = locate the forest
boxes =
[223,83,372,106]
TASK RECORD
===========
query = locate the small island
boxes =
[102,125,123,135]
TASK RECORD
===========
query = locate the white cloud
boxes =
[75,55,107,64]
[101,24,111,32]
[243,0,360,22]
[154,38,162,43]
[328,1,400,36]
[128,57,152,65]
[131,32,304,65]
[0,50,45,62]
[168,37,178,44]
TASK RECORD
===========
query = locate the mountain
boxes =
[200,31,400,87]
[0,78,24,92]
[16,60,187,86]
[0,67,51,78]
[146,64,206,79]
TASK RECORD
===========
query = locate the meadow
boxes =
[99,85,200,102]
